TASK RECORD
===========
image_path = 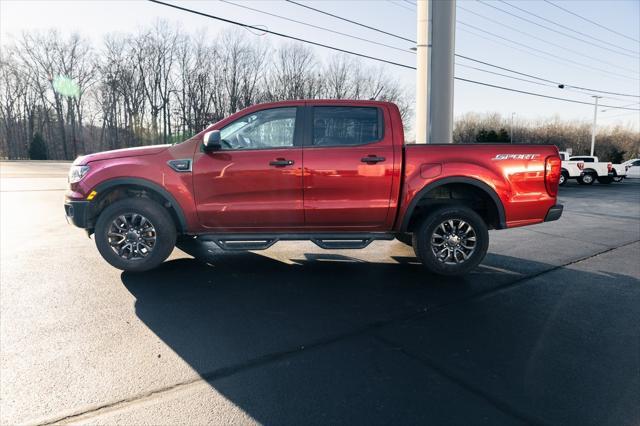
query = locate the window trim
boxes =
[303,105,385,148]
[212,106,304,152]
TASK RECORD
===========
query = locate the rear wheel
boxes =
[95,198,176,272]
[578,173,595,185]
[597,177,613,184]
[412,206,489,276]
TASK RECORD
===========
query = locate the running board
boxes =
[197,233,395,251]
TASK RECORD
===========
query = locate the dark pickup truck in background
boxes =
[65,99,562,275]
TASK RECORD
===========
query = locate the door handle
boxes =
[269,158,294,167]
[361,155,386,164]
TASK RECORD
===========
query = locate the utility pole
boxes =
[510,112,515,143]
[430,0,456,143]
[415,0,430,144]
[590,96,601,156]
[415,0,456,144]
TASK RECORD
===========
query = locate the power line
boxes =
[219,0,414,54]
[456,54,553,84]
[458,27,640,101]
[454,62,631,104]
[458,52,638,98]
[458,21,638,81]
[457,4,638,75]
[479,0,639,58]
[284,0,640,96]
[601,102,640,112]
[543,0,640,44]
[284,0,415,43]
[147,0,640,111]
[499,0,640,55]
[385,0,414,12]
[147,0,415,69]
[455,78,640,110]
[456,62,555,88]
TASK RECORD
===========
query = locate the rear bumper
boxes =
[64,200,92,229]
[544,204,563,222]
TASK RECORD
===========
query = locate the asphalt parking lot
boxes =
[1,161,639,426]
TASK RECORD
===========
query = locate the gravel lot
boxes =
[1,161,639,425]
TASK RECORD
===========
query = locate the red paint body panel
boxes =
[398,144,559,230]
[302,104,400,230]
[192,147,304,229]
[66,100,560,234]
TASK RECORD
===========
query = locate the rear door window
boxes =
[311,107,382,147]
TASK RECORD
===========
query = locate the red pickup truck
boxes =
[65,100,562,275]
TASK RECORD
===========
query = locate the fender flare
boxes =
[400,176,507,231]
[93,177,188,232]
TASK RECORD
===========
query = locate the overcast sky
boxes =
[1,0,639,131]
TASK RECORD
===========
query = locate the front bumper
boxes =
[544,204,563,222]
[64,200,92,229]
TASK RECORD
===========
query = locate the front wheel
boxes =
[412,206,489,276]
[95,198,177,272]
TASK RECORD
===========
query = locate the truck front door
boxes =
[192,106,304,230]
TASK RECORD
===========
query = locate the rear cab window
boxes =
[310,106,383,147]
[571,157,595,162]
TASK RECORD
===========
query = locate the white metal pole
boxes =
[415,0,430,144]
[590,96,600,156]
[430,0,456,143]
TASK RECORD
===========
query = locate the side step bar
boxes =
[197,233,395,251]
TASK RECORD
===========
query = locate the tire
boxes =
[412,205,489,276]
[597,177,613,184]
[396,233,413,246]
[559,171,569,186]
[95,198,177,272]
[613,176,624,183]
[577,173,595,185]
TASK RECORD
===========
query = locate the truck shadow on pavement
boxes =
[120,240,640,426]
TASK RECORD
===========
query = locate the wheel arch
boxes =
[400,177,507,232]
[91,178,188,233]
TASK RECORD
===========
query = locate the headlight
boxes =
[68,165,90,183]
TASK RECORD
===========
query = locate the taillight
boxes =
[545,156,561,197]
[577,162,584,170]
[607,163,612,173]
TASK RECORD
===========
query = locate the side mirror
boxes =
[203,130,222,151]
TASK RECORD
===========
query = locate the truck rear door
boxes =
[302,105,396,229]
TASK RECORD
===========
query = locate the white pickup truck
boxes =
[559,152,622,185]
[569,155,626,184]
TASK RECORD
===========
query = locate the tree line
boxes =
[1,22,637,162]
[454,112,639,162]
[0,22,410,160]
